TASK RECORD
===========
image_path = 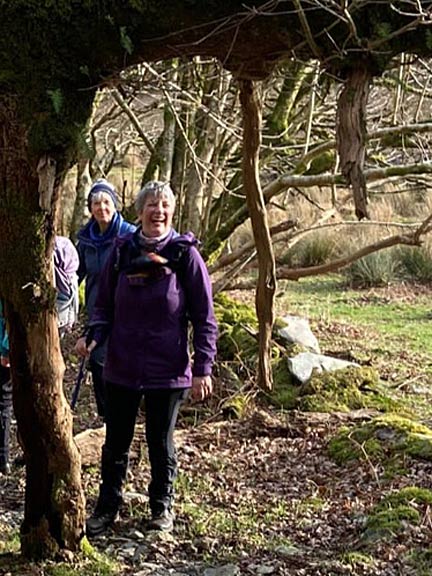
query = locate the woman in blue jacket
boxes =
[77,181,217,537]
[75,179,136,418]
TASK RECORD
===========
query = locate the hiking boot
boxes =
[86,447,128,537]
[146,509,174,532]
[86,509,118,537]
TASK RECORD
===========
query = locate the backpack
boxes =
[113,236,191,290]
[53,236,80,334]
[56,279,79,334]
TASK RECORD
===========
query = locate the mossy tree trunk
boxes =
[239,79,276,391]
[0,97,85,559]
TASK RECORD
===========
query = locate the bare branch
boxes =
[293,0,322,60]
[110,88,155,155]
[278,224,429,281]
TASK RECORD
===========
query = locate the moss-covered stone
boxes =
[298,366,392,413]
[214,293,258,361]
[363,486,432,542]
[364,505,420,542]
[267,361,398,414]
[329,414,432,465]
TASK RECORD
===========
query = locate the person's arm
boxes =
[76,241,87,286]
[75,244,117,358]
[182,247,218,398]
[85,243,119,347]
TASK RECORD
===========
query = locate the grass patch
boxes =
[276,276,432,357]
[344,250,401,287]
[269,276,432,420]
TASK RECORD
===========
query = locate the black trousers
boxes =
[104,381,187,515]
[0,365,12,465]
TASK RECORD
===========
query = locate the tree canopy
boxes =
[2,1,432,162]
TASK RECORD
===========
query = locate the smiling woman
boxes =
[136,181,176,238]
[79,180,218,537]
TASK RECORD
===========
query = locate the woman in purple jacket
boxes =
[79,181,217,536]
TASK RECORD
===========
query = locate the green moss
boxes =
[214,293,258,361]
[298,366,381,412]
[340,551,376,568]
[267,356,298,409]
[304,151,335,175]
[214,293,257,326]
[378,486,432,508]
[267,362,397,414]
[364,505,420,541]
[220,391,255,419]
[407,548,432,576]
[363,486,432,543]
[206,240,229,267]
[80,536,94,556]
[329,414,432,465]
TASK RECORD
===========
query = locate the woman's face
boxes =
[90,193,116,228]
[139,194,175,237]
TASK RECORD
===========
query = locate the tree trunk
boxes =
[238,79,276,391]
[160,103,176,182]
[336,63,372,220]
[70,158,91,241]
[0,97,85,559]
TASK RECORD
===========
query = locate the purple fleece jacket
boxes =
[89,228,218,390]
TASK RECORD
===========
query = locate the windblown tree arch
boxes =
[1,0,432,559]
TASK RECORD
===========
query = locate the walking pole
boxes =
[70,357,86,410]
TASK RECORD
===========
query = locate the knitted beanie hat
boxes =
[87,178,118,211]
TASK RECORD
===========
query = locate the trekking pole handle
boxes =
[70,357,86,410]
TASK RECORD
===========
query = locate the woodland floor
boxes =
[1,284,432,575]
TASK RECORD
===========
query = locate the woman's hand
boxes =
[191,375,213,402]
[75,336,97,358]
[1,355,10,368]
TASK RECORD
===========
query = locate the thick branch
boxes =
[336,63,372,219]
[297,122,432,173]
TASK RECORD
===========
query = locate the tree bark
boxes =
[239,79,276,391]
[336,64,373,220]
[0,97,85,559]
[70,158,91,241]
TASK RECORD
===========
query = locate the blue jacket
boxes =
[0,301,9,358]
[77,212,136,318]
[89,228,218,391]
